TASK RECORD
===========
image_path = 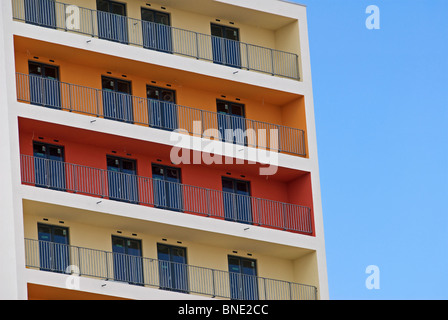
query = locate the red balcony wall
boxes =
[19,118,313,234]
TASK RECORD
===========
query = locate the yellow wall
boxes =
[275,20,302,78]
[293,252,320,298]
[275,20,301,55]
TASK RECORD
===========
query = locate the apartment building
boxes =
[0,0,328,300]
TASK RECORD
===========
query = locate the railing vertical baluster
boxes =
[283,203,287,231]
[73,163,77,193]
[296,54,300,81]
[95,88,100,117]
[101,168,105,198]
[90,8,95,38]
[200,109,204,138]
[277,125,282,153]
[77,246,82,276]
[105,251,110,280]
[245,43,249,70]
[195,31,199,59]
[206,189,211,217]
[302,129,306,156]
[211,269,216,297]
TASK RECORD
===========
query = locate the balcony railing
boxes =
[16,73,307,156]
[24,238,317,300]
[20,155,313,234]
[12,0,300,80]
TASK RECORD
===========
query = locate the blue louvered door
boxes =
[97,0,128,44]
[28,61,61,109]
[102,76,134,123]
[211,23,241,68]
[107,156,138,203]
[141,8,173,53]
[24,0,57,28]
[147,85,178,131]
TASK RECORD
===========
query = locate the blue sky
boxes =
[290,0,448,299]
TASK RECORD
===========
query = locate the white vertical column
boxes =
[0,0,27,299]
[297,7,329,300]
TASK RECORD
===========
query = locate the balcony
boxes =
[20,155,313,234]
[11,0,300,80]
[15,73,307,157]
[24,238,317,300]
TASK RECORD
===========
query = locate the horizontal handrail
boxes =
[11,0,300,80]
[15,72,307,156]
[24,238,317,300]
[20,155,313,234]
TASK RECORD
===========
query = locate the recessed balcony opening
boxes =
[13,36,309,157]
[23,200,319,300]
[11,0,302,80]
[18,118,315,236]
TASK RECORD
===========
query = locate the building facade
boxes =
[0,0,328,300]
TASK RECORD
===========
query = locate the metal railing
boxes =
[20,155,313,234]
[16,73,307,156]
[11,0,300,80]
[24,238,317,300]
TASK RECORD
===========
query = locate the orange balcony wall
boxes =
[27,284,129,300]
[14,36,308,157]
